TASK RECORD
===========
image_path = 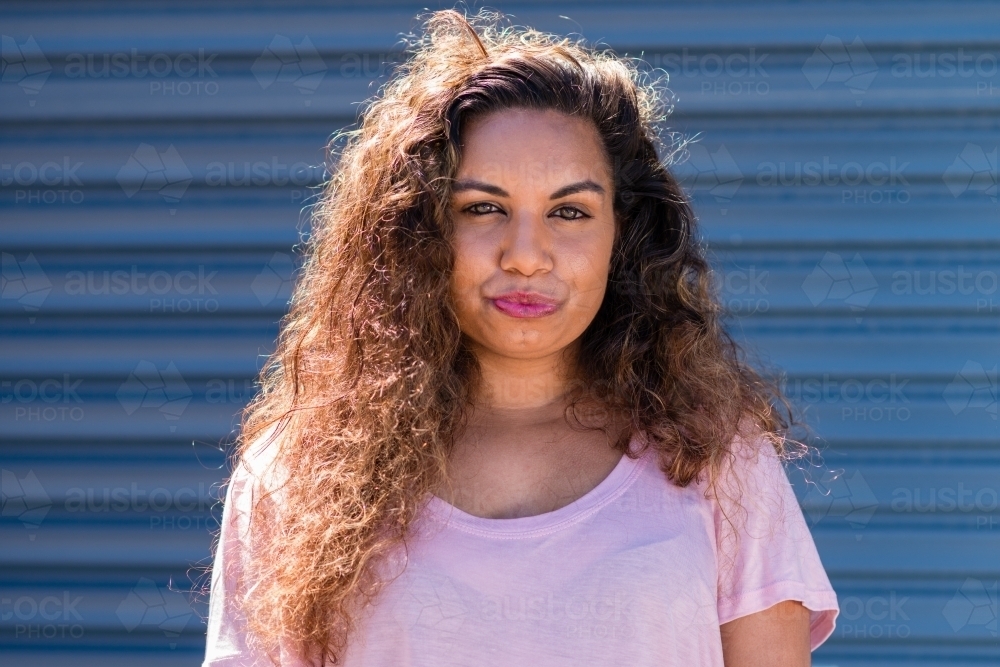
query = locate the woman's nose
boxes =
[498,211,554,276]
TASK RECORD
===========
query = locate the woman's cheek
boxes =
[451,274,479,319]
[567,250,611,302]
[451,262,493,334]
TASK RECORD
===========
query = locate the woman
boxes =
[203,9,839,667]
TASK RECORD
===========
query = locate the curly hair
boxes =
[219,8,798,665]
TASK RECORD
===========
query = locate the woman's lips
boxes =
[490,292,560,318]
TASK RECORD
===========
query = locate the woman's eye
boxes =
[465,202,503,216]
[552,206,588,220]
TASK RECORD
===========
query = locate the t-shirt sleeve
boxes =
[712,433,840,651]
[203,430,304,667]
[203,459,272,667]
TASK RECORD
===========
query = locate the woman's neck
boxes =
[469,341,578,413]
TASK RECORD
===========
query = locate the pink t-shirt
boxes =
[204,432,839,666]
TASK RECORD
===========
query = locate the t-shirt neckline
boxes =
[424,437,650,537]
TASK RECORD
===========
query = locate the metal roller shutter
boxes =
[2,2,997,665]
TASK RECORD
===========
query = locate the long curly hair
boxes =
[222,8,797,666]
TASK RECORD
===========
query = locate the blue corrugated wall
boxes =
[2,2,998,665]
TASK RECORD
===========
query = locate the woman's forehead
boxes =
[456,109,613,189]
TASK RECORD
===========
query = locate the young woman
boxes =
[203,10,839,667]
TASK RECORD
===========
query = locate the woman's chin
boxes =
[475,331,578,361]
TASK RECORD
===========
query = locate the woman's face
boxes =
[449,108,616,364]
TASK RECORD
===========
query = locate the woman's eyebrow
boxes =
[549,180,605,199]
[452,179,509,197]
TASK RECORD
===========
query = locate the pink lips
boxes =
[490,291,560,318]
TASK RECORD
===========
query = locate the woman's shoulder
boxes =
[697,423,814,561]
[228,422,291,507]
[653,422,798,532]
[713,421,789,485]
[630,424,792,528]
